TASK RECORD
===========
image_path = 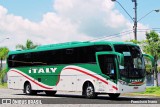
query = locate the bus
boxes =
[7,41,154,99]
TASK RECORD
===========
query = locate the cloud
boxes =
[0,0,148,50]
[54,0,129,37]
[0,4,91,49]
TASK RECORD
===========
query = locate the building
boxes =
[1,60,7,82]
[2,60,6,69]
[158,59,160,66]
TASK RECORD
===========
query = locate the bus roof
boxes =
[8,41,137,55]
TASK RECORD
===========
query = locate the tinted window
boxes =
[8,53,32,67]
[114,45,145,78]
[98,55,117,79]
[8,45,112,67]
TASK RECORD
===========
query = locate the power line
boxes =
[89,30,133,41]
[87,28,160,42]
[102,31,133,40]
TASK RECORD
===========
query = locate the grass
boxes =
[0,83,7,89]
[125,87,160,97]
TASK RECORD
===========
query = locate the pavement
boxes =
[0,88,160,106]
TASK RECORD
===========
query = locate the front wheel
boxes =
[108,93,120,99]
[84,83,96,99]
[24,83,37,95]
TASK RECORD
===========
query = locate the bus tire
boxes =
[108,93,120,99]
[24,82,37,95]
[45,91,57,96]
[84,82,96,99]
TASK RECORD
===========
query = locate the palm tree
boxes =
[0,47,9,70]
[0,68,7,84]
[16,39,39,50]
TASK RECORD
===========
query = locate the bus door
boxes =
[96,52,124,83]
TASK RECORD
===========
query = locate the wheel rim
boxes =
[26,85,31,94]
[86,86,94,97]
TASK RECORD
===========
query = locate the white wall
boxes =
[1,60,6,69]
[1,60,7,82]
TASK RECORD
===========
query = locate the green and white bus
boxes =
[7,41,154,98]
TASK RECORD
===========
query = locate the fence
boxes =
[146,73,160,86]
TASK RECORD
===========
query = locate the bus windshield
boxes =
[114,45,145,79]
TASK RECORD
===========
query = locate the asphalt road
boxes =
[0,89,160,104]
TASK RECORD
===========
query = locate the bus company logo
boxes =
[2,99,11,104]
[130,79,142,83]
[28,68,57,74]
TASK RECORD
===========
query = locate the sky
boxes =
[0,0,160,50]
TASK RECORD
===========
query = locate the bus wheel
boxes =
[24,83,37,95]
[108,93,120,99]
[45,91,57,96]
[84,83,96,99]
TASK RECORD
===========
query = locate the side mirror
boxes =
[143,54,154,67]
[115,52,124,66]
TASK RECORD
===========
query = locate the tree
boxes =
[0,47,9,70]
[126,40,141,44]
[0,68,7,84]
[141,31,160,86]
[16,39,39,50]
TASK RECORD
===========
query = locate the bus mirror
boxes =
[117,53,124,66]
[143,54,154,67]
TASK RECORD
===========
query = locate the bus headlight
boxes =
[119,80,127,85]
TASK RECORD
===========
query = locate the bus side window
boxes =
[8,55,15,67]
[66,49,73,54]
[32,51,48,65]
[94,45,112,52]
[24,53,32,66]
[98,55,116,79]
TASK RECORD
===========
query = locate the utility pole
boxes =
[111,0,159,40]
[133,0,137,40]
